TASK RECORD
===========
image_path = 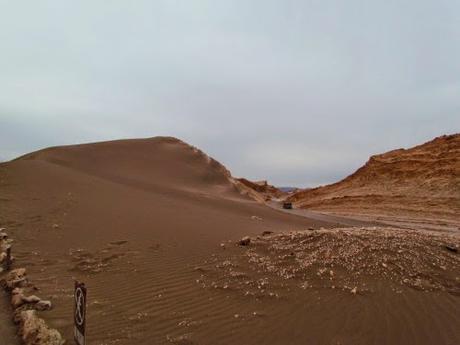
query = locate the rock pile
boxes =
[198,227,460,297]
[0,228,65,345]
[243,227,460,293]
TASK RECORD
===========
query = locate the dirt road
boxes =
[266,200,379,227]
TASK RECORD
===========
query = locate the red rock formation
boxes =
[288,134,460,219]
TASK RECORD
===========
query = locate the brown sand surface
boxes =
[0,289,20,344]
[0,137,331,344]
[1,137,459,344]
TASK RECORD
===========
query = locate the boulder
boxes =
[11,288,25,308]
[3,268,28,290]
[238,236,251,246]
[35,300,52,311]
[445,244,458,253]
[22,294,42,304]
[15,310,65,345]
[0,251,6,263]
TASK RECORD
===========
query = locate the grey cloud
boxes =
[1,0,459,186]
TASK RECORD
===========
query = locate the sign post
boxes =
[74,281,87,345]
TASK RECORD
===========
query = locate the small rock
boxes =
[262,231,273,236]
[238,236,251,246]
[11,288,25,308]
[52,224,60,229]
[35,300,52,311]
[3,268,27,290]
[444,244,458,253]
[22,295,41,304]
[382,263,388,268]
[351,287,358,295]
[220,243,226,249]
[109,240,128,246]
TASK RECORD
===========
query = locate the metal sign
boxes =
[74,281,87,345]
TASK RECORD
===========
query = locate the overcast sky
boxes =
[1,1,459,187]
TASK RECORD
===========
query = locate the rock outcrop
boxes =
[288,134,460,219]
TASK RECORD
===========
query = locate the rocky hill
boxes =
[236,178,285,201]
[287,134,460,219]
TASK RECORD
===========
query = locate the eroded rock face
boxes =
[288,134,460,219]
[15,310,65,345]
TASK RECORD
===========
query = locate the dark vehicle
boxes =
[283,202,293,209]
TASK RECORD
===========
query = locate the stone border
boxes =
[0,228,65,345]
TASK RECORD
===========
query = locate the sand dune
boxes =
[1,137,459,344]
[0,137,331,344]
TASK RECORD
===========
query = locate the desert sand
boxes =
[1,136,459,344]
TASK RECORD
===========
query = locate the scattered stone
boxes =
[110,240,128,246]
[21,294,42,305]
[445,244,458,253]
[238,236,251,246]
[251,216,262,221]
[35,300,52,311]
[166,333,194,345]
[2,268,27,290]
[11,288,26,308]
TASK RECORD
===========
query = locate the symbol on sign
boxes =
[74,281,87,345]
[75,287,85,326]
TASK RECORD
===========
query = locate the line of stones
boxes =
[0,227,65,345]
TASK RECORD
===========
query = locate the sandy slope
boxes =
[288,134,460,221]
[1,137,459,344]
[0,137,331,344]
